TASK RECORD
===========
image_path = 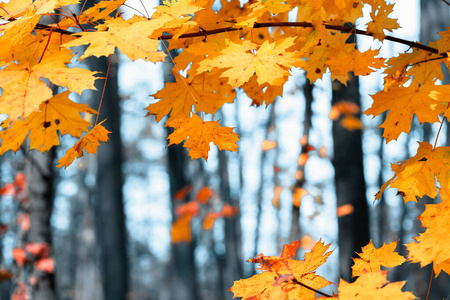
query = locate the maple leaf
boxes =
[166,114,239,160]
[375,142,450,202]
[406,188,450,276]
[62,16,166,62]
[56,121,110,168]
[385,50,445,84]
[229,272,278,299]
[0,91,97,154]
[320,270,415,299]
[195,187,214,203]
[242,74,283,107]
[146,70,235,122]
[302,32,384,84]
[0,50,98,120]
[171,213,194,243]
[352,240,406,277]
[230,240,332,300]
[364,82,450,142]
[365,2,400,41]
[197,37,303,88]
[58,0,126,28]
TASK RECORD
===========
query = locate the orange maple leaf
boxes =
[229,240,332,299]
[62,16,166,62]
[406,188,450,276]
[365,2,400,41]
[365,82,450,142]
[320,270,415,299]
[166,114,239,160]
[375,142,450,202]
[56,121,110,168]
[171,213,194,243]
[147,71,235,122]
[352,240,406,277]
[197,37,303,88]
[0,91,97,154]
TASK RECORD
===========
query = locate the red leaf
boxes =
[35,258,54,273]
[13,173,26,191]
[174,185,192,201]
[176,201,199,216]
[12,248,27,266]
[25,242,49,257]
[0,184,15,196]
[195,187,214,204]
[222,204,238,217]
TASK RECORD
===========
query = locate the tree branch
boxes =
[30,20,445,56]
[291,278,332,297]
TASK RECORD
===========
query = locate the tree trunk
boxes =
[166,139,199,300]
[332,75,369,282]
[162,41,198,299]
[26,148,56,300]
[289,80,313,243]
[218,150,243,299]
[93,53,128,300]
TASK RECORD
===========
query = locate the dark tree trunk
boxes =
[26,148,56,300]
[218,150,243,299]
[162,41,198,300]
[93,53,128,300]
[166,139,198,300]
[289,80,313,243]
[332,75,369,282]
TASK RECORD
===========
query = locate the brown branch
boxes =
[291,278,332,297]
[30,19,446,56]
[442,0,450,6]
[161,21,444,56]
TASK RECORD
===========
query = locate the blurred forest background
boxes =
[1,0,450,299]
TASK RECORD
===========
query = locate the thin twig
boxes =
[441,0,450,6]
[291,278,332,297]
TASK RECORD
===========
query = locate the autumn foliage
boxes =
[1,0,450,298]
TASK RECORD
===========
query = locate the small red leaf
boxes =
[35,258,54,273]
[12,248,27,266]
[25,242,49,257]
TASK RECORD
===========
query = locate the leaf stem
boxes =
[38,27,53,64]
[95,54,113,126]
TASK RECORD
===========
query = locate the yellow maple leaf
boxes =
[0,91,97,154]
[406,188,450,276]
[56,121,110,168]
[352,240,406,277]
[229,272,278,299]
[0,42,98,120]
[233,0,293,27]
[62,16,166,62]
[375,142,450,203]
[365,2,400,41]
[364,82,450,142]
[385,50,445,84]
[58,0,125,28]
[242,74,283,106]
[320,270,415,299]
[303,32,384,84]
[197,37,303,88]
[229,240,332,300]
[166,114,239,160]
[146,71,235,122]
